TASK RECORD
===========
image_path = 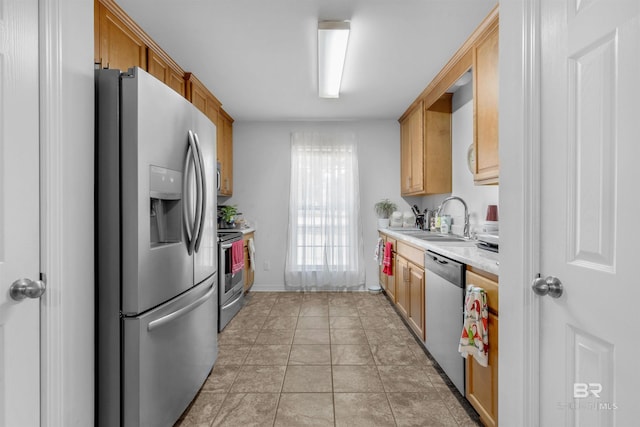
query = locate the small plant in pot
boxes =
[219,205,239,229]
[374,199,397,229]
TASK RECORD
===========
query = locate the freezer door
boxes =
[192,110,217,284]
[122,276,218,427]
[121,68,198,314]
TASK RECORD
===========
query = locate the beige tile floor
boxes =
[176,291,481,427]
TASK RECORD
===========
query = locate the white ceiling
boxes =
[116,0,496,121]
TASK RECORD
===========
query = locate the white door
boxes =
[0,0,42,426]
[538,0,640,425]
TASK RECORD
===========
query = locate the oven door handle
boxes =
[221,291,243,310]
[147,284,215,332]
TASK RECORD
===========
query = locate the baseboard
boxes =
[248,283,369,292]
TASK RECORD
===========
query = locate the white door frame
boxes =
[499,0,541,425]
[39,0,65,424]
[39,0,95,425]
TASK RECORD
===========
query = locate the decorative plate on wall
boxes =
[467,143,476,174]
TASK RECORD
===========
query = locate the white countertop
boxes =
[379,228,499,276]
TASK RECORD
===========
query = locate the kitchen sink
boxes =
[416,235,468,242]
[396,230,471,243]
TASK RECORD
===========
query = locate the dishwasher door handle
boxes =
[428,254,449,265]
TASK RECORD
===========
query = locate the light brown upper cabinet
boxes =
[399,5,499,189]
[473,17,499,185]
[147,48,186,97]
[96,0,146,71]
[218,109,234,196]
[399,95,452,196]
[95,0,186,97]
[185,73,222,125]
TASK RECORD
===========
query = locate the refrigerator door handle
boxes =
[147,284,216,332]
[182,140,195,254]
[192,132,207,253]
[183,130,203,256]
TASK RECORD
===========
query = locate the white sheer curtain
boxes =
[285,132,365,290]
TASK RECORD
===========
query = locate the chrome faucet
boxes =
[436,196,470,238]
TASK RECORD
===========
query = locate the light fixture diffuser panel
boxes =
[318,21,350,98]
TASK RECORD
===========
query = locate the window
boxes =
[285,132,365,289]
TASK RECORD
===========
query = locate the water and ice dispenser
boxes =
[149,165,182,246]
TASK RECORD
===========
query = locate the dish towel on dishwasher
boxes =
[231,240,244,275]
[248,237,256,271]
[382,242,393,276]
[458,286,489,367]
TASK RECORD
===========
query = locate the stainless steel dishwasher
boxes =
[424,250,465,395]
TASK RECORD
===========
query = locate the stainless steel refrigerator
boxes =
[95,67,218,427]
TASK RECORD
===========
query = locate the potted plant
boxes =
[374,199,397,228]
[219,205,239,229]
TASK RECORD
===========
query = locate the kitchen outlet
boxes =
[263,261,271,271]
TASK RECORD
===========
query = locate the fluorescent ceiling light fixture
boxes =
[318,20,350,98]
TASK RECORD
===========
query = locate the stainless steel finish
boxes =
[147,284,216,331]
[219,288,244,331]
[184,130,203,256]
[424,250,465,395]
[9,278,46,301]
[193,132,207,253]
[436,196,470,238]
[120,68,195,315]
[123,278,217,427]
[532,276,564,298]
[221,291,243,310]
[217,231,245,331]
[96,67,218,427]
[182,140,195,253]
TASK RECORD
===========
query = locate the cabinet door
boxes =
[400,118,412,194]
[98,3,146,71]
[147,49,185,97]
[185,73,220,125]
[243,233,254,292]
[473,22,499,185]
[407,263,425,340]
[408,105,424,193]
[222,114,233,195]
[465,311,498,427]
[395,257,409,318]
[188,79,209,117]
[424,95,452,194]
[399,103,423,195]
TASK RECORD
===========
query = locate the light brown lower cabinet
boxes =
[243,232,255,293]
[465,268,499,427]
[394,246,425,341]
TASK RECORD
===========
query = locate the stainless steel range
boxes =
[217,230,245,330]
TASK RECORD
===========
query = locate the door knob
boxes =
[531,276,563,298]
[9,278,46,301]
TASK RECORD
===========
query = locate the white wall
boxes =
[420,91,499,236]
[225,120,410,290]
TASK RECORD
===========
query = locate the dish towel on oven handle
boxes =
[247,237,256,272]
[231,240,245,275]
[458,285,489,367]
[382,242,393,276]
[374,237,385,265]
